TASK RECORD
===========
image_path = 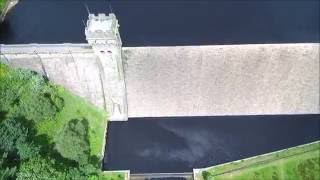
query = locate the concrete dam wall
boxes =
[1,43,319,117]
[124,43,319,117]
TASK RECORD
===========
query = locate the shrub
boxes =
[0,152,16,179]
[65,167,87,180]
[17,143,40,160]
[0,118,40,160]
[17,157,64,180]
[202,171,213,180]
[0,65,63,122]
[16,91,57,122]
[55,119,90,165]
[0,118,28,152]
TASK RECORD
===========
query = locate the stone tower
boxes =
[85,13,128,121]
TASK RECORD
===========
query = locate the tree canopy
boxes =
[0,63,110,179]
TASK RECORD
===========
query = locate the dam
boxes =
[1,42,319,118]
[1,10,320,174]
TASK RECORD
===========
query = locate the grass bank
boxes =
[197,141,319,180]
[37,87,108,160]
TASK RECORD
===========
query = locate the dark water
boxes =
[104,114,320,173]
[0,0,319,45]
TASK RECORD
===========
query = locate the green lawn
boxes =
[201,141,320,180]
[101,171,127,180]
[36,86,108,160]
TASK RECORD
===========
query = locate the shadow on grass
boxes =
[17,116,79,169]
[0,111,7,121]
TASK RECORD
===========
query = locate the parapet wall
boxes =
[1,43,319,117]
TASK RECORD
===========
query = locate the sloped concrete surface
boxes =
[124,43,319,117]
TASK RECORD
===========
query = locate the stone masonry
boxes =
[85,13,127,121]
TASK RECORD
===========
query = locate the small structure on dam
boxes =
[85,13,127,121]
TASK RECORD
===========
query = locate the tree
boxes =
[55,119,90,165]
[0,118,39,160]
[0,118,28,152]
[17,143,40,160]
[0,65,63,122]
[0,152,16,180]
[17,157,64,180]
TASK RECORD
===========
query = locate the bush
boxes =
[0,65,63,122]
[65,167,87,180]
[55,119,90,165]
[0,118,40,160]
[0,118,28,152]
[17,157,64,180]
[17,143,40,160]
[16,91,57,122]
[0,152,16,179]
[202,171,213,180]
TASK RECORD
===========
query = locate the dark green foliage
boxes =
[55,119,90,165]
[0,118,28,152]
[202,171,213,180]
[17,157,65,180]
[79,163,100,176]
[0,153,16,180]
[16,143,40,160]
[65,167,88,180]
[0,65,63,122]
[0,64,107,179]
[65,164,101,180]
[0,118,39,160]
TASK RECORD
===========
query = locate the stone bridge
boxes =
[1,14,319,120]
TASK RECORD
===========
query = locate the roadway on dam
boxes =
[103,114,320,173]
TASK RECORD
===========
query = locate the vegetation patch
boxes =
[0,0,7,14]
[101,171,127,180]
[200,141,320,180]
[0,63,122,179]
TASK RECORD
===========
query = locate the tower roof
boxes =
[85,13,120,40]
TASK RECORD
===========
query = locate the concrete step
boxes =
[130,173,193,180]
